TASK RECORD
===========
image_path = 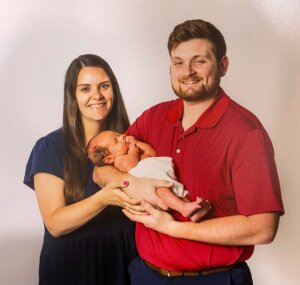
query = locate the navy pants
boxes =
[129,257,253,285]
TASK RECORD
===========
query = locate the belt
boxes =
[143,260,235,277]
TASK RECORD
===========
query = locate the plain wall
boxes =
[0,0,299,284]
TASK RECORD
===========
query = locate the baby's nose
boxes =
[117,134,125,141]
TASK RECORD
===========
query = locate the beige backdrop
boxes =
[0,0,299,284]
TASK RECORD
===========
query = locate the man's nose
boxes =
[182,62,196,77]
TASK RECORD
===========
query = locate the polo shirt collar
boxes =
[166,88,230,128]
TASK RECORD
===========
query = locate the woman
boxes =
[24,54,140,285]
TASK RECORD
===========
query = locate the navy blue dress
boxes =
[24,129,137,285]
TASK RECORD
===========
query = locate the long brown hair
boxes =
[62,54,130,204]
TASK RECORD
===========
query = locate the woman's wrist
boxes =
[94,189,109,208]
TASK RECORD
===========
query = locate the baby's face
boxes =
[96,131,129,157]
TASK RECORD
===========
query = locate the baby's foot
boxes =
[181,200,202,218]
[190,198,211,222]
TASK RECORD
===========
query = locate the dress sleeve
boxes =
[23,134,63,190]
[232,129,284,215]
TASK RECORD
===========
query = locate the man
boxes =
[94,19,284,285]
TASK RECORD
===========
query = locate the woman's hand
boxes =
[97,180,147,214]
[123,200,178,235]
[93,165,172,210]
[123,176,173,210]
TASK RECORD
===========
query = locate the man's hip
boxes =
[128,256,253,285]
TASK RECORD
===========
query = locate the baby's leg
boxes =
[157,187,206,219]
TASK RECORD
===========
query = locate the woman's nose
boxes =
[92,88,104,99]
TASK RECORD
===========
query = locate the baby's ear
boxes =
[103,155,114,164]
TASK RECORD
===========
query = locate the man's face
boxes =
[170,39,227,102]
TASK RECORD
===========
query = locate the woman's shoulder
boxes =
[39,128,62,144]
[24,128,64,189]
[34,128,63,153]
[29,128,64,168]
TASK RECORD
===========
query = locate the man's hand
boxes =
[123,200,177,234]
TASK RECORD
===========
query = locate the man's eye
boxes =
[173,61,182,66]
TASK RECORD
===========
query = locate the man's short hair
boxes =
[168,19,227,62]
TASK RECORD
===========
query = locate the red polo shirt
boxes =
[127,88,284,271]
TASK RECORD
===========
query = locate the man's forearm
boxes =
[166,212,280,245]
[124,201,280,246]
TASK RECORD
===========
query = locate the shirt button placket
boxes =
[174,136,184,161]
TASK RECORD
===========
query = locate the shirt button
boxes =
[176,149,181,154]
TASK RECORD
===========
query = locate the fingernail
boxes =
[123,181,129,186]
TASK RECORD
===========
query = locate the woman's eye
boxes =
[80,87,90,92]
[100,83,111,90]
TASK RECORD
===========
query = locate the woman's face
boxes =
[76,66,114,127]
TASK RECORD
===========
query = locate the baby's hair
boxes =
[86,139,110,167]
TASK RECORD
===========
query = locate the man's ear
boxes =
[219,55,229,77]
[103,155,114,164]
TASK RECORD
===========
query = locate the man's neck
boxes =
[181,95,218,131]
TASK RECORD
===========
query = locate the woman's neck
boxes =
[83,121,102,146]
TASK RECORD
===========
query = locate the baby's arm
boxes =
[126,136,156,160]
[114,143,140,172]
[136,141,156,159]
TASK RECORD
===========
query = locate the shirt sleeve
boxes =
[23,134,64,190]
[232,129,284,215]
[126,106,158,143]
[126,111,148,140]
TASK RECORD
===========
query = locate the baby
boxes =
[87,130,211,221]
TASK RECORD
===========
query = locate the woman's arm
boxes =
[34,173,141,237]
[93,165,172,210]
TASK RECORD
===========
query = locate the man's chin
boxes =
[175,90,209,102]
[174,86,220,102]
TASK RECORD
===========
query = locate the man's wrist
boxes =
[167,220,182,237]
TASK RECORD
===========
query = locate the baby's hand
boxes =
[128,141,140,154]
[126,136,138,145]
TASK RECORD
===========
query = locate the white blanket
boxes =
[129,156,188,198]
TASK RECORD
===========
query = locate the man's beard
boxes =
[172,75,221,102]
